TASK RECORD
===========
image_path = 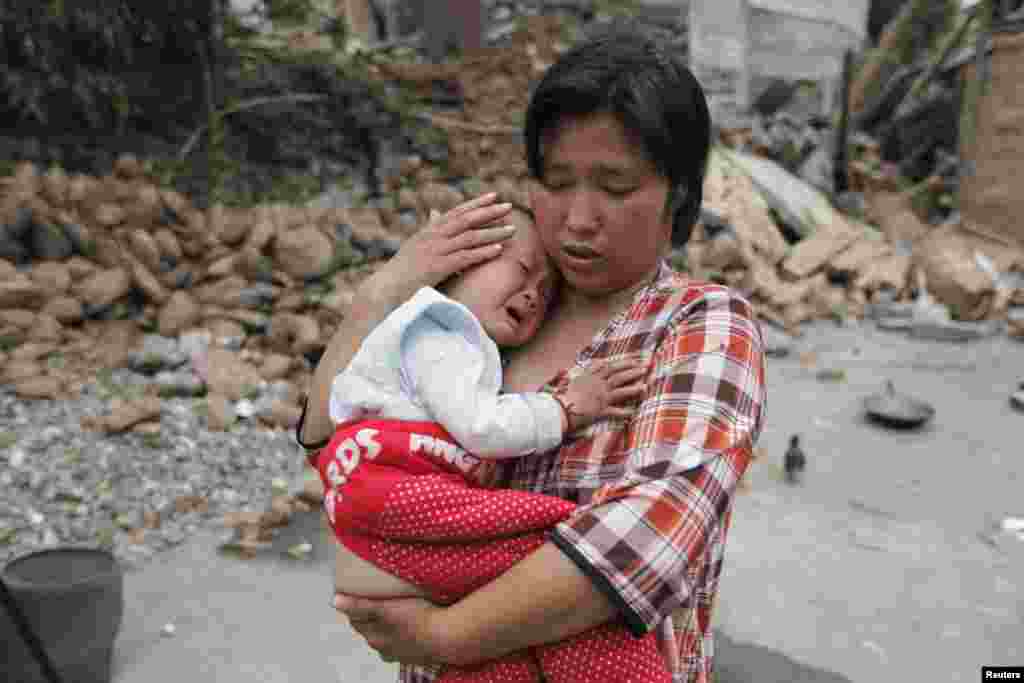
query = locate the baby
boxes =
[309,206,670,683]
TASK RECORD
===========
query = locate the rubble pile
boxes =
[0,154,469,414]
[3,12,1024,424]
[707,0,1024,340]
[687,144,1024,337]
[0,6,553,422]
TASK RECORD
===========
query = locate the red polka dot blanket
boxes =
[312,419,671,683]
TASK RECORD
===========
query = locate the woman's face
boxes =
[529,112,672,298]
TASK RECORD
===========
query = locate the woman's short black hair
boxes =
[524,23,712,247]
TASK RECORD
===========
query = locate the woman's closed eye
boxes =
[604,184,635,197]
[541,176,572,192]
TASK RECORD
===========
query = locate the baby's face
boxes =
[443,209,558,348]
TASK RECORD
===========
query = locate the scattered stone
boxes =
[816,368,847,382]
[79,267,132,310]
[158,291,202,337]
[297,473,324,506]
[41,296,85,324]
[27,313,63,343]
[29,221,75,261]
[286,541,313,560]
[1010,383,1024,414]
[761,325,795,358]
[909,318,999,343]
[267,312,321,356]
[273,227,334,280]
[205,348,262,401]
[0,276,45,309]
[81,395,162,434]
[259,399,301,430]
[260,354,294,381]
[27,261,72,293]
[205,393,236,431]
[128,335,188,374]
[13,376,64,400]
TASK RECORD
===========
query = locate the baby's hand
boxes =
[554,358,647,433]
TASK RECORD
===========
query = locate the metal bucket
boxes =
[2,548,123,683]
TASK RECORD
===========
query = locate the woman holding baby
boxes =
[298,23,767,683]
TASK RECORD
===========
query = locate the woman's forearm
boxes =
[300,273,409,446]
[434,542,620,667]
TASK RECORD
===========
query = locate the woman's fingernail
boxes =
[502,224,517,231]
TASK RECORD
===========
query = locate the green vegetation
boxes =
[64,447,82,465]
[192,398,210,420]
[2,0,415,209]
[321,239,365,280]
[0,336,22,353]
[593,0,641,20]
[1,1,211,130]
[856,0,960,107]
[96,368,116,393]
[136,353,165,374]
[140,433,166,449]
[303,279,334,306]
[95,368,145,401]
[95,526,116,550]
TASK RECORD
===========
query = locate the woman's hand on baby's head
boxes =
[555,358,648,433]
[370,192,518,301]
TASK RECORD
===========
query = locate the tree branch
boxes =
[413,112,520,136]
[177,93,331,161]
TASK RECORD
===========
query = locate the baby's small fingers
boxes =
[609,382,646,404]
[595,358,637,378]
[603,406,635,420]
[607,365,647,386]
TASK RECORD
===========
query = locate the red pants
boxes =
[312,419,671,683]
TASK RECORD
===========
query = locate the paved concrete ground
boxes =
[108,508,857,683]
[104,319,1023,682]
[718,320,1024,683]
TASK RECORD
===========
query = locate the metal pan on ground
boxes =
[863,381,936,430]
[875,316,914,331]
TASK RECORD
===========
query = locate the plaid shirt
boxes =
[400,261,767,683]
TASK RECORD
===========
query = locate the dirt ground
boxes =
[716,318,1024,683]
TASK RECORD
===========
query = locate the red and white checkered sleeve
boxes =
[551,286,768,635]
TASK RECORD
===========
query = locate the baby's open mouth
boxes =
[563,244,601,260]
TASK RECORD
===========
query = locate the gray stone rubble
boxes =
[0,371,306,571]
